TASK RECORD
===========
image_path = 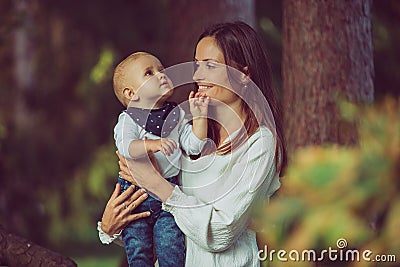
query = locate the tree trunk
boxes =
[0,225,77,267]
[282,0,374,151]
[13,0,37,131]
[166,0,255,103]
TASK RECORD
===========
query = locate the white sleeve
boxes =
[114,112,140,159]
[163,129,279,252]
[97,221,124,247]
[178,110,207,155]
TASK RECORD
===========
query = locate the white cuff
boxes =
[162,185,185,214]
[97,221,124,246]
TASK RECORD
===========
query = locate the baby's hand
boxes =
[189,91,210,118]
[149,138,177,156]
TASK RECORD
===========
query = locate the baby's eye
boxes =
[145,70,154,76]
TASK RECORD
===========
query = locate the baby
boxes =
[112,52,208,267]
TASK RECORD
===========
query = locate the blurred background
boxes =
[0,0,399,266]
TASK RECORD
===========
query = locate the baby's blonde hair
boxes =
[113,52,151,107]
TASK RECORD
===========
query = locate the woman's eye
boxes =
[192,62,199,73]
[206,62,216,69]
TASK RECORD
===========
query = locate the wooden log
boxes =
[0,225,76,267]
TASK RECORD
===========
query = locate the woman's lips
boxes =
[197,84,212,93]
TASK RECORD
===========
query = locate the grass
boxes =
[62,242,126,267]
[73,256,122,267]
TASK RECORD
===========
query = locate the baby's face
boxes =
[126,54,173,103]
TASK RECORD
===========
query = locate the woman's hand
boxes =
[116,150,160,185]
[101,183,150,236]
[117,151,174,202]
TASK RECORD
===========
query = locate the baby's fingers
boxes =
[167,139,177,150]
[198,92,207,98]
[167,139,177,154]
[161,139,177,155]
[164,143,174,155]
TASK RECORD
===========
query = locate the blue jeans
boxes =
[118,176,185,267]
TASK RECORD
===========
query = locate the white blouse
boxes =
[162,126,281,267]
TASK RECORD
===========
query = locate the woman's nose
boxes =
[192,62,204,81]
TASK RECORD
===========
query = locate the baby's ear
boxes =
[123,87,139,102]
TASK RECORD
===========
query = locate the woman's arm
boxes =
[98,183,150,244]
[117,151,174,202]
[119,128,280,252]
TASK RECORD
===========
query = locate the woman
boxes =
[100,21,287,266]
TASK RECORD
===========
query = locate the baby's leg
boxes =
[154,211,185,267]
[122,218,154,267]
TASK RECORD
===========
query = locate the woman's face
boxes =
[193,37,240,106]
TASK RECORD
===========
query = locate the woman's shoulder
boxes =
[234,126,274,154]
[248,126,274,143]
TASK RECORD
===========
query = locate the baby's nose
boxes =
[157,71,166,79]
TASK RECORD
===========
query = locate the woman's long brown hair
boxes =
[197,21,287,176]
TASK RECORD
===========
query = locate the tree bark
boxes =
[13,0,37,131]
[0,225,77,267]
[166,0,255,103]
[282,0,374,151]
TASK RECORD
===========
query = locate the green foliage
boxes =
[89,48,115,85]
[258,98,400,266]
[73,256,120,267]
[39,143,118,245]
[87,144,119,199]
